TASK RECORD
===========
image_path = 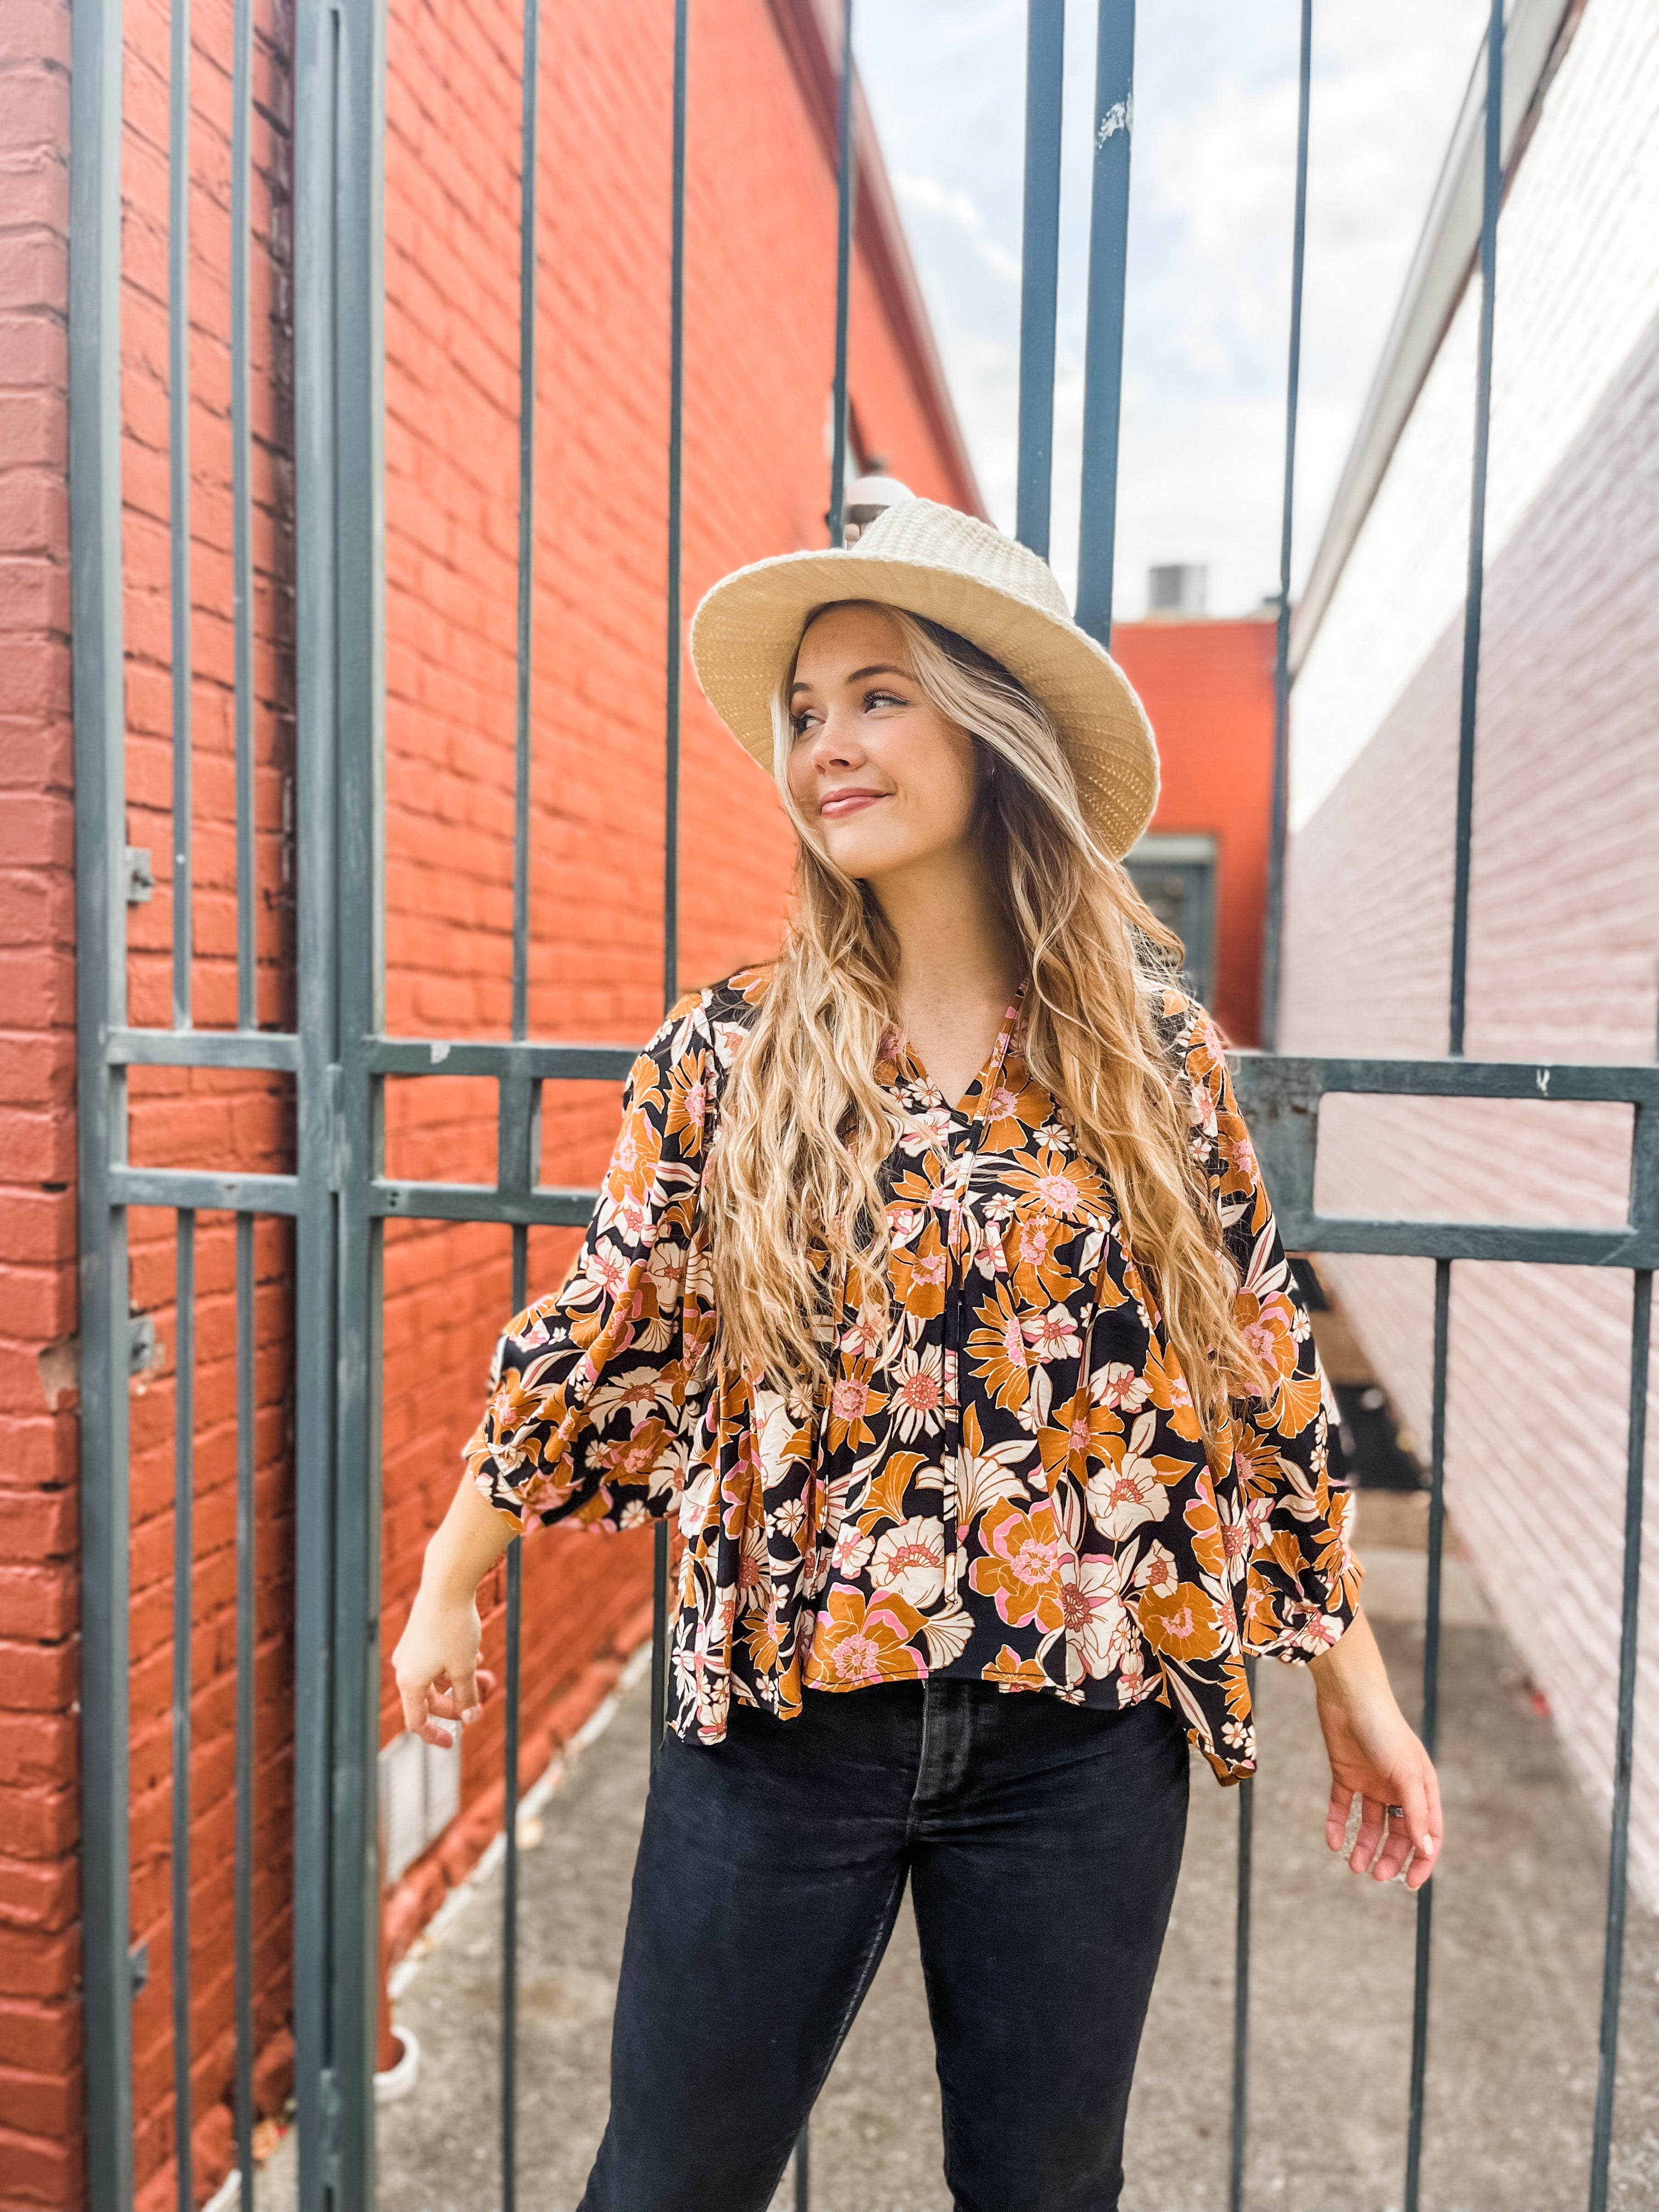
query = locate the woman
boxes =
[393,494,1441,2212]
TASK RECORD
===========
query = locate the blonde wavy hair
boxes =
[706,602,1273,1446]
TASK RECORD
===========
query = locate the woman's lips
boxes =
[819,788,889,820]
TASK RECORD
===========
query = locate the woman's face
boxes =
[785,602,981,883]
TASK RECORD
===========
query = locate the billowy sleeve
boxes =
[465,992,719,1534]
[1178,999,1363,1660]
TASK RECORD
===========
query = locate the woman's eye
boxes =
[864,689,904,712]
[789,711,816,739]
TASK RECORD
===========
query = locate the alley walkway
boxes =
[261,1526,1659,2210]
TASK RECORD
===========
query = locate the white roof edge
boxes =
[1288,0,1580,674]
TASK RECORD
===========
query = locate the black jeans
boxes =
[578,1677,1189,2212]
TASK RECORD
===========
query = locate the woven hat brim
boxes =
[689,546,1159,861]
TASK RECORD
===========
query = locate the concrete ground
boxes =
[256,1527,1659,2211]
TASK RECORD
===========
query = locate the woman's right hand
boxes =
[392,1472,518,1746]
[392,1577,495,1748]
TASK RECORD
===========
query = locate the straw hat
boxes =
[688,486,1160,860]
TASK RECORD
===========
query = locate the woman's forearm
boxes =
[422,1469,519,1601]
[1306,1606,1391,1707]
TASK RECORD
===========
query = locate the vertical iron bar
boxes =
[1015,0,1064,559]
[171,1214,195,2212]
[1447,0,1503,1058]
[1074,0,1135,645]
[170,0,192,1029]
[827,0,855,545]
[794,2121,811,2212]
[1227,1658,1257,2212]
[511,0,540,1045]
[1404,1255,1452,2211]
[653,0,690,1769]
[290,0,342,2196]
[329,0,389,2194]
[232,0,256,1028]
[1588,1266,1651,2208]
[70,0,135,2198]
[1257,0,1312,1057]
[502,1215,529,2212]
[235,1215,257,2207]
[502,0,541,2198]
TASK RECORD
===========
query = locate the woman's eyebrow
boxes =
[788,662,911,696]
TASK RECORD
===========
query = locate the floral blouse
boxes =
[466,970,1361,1781]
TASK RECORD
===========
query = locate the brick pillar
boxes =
[0,1,84,2204]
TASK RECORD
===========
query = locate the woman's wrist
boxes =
[420,1470,517,1605]
[1307,1607,1392,1712]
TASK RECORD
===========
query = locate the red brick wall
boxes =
[1110,616,1277,1046]
[1,2,82,2200]
[4,0,975,2202]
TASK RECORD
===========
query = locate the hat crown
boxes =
[851,498,1072,624]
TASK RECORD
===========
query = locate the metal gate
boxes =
[69,1,1652,2208]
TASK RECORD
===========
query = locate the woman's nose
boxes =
[809,709,862,769]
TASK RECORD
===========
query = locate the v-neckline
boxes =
[896,989,1025,1122]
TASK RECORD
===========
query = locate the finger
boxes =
[449,1660,482,1725]
[474,1666,499,1705]
[397,1664,441,1740]
[1370,1813,1415,1884]
[1326,1781,1355,1855]
[1348,1797,1386,1875]
[1406,1762,1443,1890]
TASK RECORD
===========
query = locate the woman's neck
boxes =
[867,847,1024,1105]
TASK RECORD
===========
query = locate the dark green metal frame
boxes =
[69,1,1647,2208]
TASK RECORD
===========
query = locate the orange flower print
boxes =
[594,1415,674,1491]
[984,1645,1052,1691]
[664,1048,713,1158]
[482,1367,554,1477]
[1235,1289,1298,1384]
[1003,1210,1081,1306]
[1183,1475,1228,1580]
[975,1062,1052,1150]
[967,1282,1034,1411]
[1037,1385,1122,1485]
[968,1499,1069,1632]
[1138,1578,1227,1663]
[605,1098,663,1209]
[1144,1337,1204,1442]
[826,1358,888,1453]
[808,1588,927,1686]
[1004,1144,1111,1220]
[889,1217,949,1319]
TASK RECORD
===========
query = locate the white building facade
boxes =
[1282,0,1659,1897]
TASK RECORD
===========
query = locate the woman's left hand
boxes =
[1316,1689,1441,1888]
[1307,1609,1442,1889]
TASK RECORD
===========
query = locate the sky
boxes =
[854,1,1493,620]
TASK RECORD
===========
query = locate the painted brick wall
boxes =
[5,0,977,2202]
[0,4,80,2200]
[1110,616,1276,1047]
[1282,0,1659,1911]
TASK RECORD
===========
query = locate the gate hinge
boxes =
[124,847,154,904]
